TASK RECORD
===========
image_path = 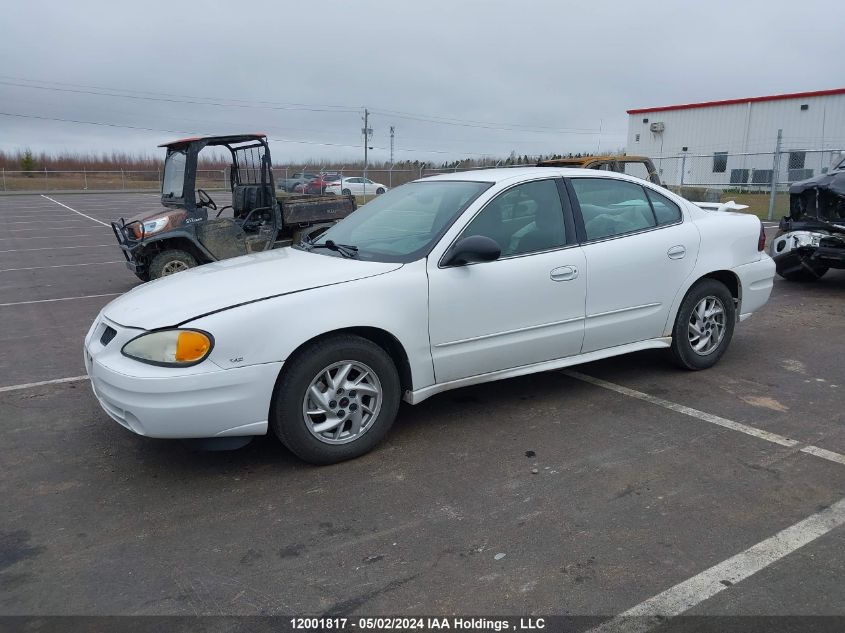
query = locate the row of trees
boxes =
[1,148,621,173]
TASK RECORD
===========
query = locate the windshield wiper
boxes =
[308,239,359,258]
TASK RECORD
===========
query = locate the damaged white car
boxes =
[85,168,775,464]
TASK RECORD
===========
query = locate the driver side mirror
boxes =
[442,235,501,267]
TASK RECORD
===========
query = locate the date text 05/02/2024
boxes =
[290,617,546,631]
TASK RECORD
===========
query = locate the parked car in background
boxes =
[86,168,774,464]
[325,177,388,196]
[770,155,845,281]
[278,172,319,193]
[305,173,342,195]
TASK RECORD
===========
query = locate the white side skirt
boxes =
[405,337,673,404]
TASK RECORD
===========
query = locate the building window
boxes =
[730,169,749,184]
[642,118,649,123]
[788,151,806,170]
[800,104,809,111]
[635,134,640,142]
[712,152,728,173]
[752,169,773,184]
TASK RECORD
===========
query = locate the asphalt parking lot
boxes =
[1,192,844,625]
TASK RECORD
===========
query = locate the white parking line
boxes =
[0,234,110,241]
[5,226,111,232]
[563,370,845,468]
[4,219,90,225]
[589,496,845,633]
[40,195,110,227]
[563,370,799,447]
[0,293,120,307]
[0,244,113,253]
[0,260,123,273]
[0,375,89,393]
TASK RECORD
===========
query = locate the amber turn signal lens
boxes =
[175,331,212,362]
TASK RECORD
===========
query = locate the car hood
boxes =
[103,247,403,329]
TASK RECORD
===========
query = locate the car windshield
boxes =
[162,151,186,198]
[302,180,492,263]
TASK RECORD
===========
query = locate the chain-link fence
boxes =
[652,149,844,220]
[0,169,228,193]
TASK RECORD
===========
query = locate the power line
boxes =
[0,111,500,157]
[0,80,361,114]
[0,74,604,136]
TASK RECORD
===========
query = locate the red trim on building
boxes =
[627,88,845,115]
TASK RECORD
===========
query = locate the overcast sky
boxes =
[0,0,840,165]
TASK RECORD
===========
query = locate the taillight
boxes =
[757,221,766,251]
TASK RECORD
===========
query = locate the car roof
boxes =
[417,166,615,183]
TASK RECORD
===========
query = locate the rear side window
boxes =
[571,178,656,241]
[645,188,683,225]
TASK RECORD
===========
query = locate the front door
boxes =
[427,178,587,383]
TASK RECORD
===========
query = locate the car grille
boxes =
[100,326,117,346]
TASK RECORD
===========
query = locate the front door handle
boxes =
[550,265,578,282]
[667,245,686,259]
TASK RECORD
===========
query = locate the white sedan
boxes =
[85,168,774,464]
[325,177,388,196]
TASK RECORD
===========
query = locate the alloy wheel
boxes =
[688,295,726,355]
[302,361,382,444]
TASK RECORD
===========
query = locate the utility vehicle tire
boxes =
[342,188,352,196]
[149,249,197,280]
[133,270,151,282]
[777,265,828,282]
[670,279,736,371]
[376,187,386,195]
[270,334,401,465]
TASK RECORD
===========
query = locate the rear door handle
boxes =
[667,245,686,259]
[550,265,578,282]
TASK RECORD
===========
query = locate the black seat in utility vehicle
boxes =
[232,184,271,219]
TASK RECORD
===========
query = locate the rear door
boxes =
[567,176,700,353]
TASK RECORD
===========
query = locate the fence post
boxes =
[2,168,5,192]
[83,167,88,190]
[222,169,227,189]
[44,167,48,191]
[679,150,686,196]
[121,169,125,190]
[767,129,783,221]
[157,169,161,189]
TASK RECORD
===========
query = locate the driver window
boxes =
[460,179,566,257]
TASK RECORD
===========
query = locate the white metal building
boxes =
[626,88,845,188]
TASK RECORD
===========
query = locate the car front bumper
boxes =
[84,316,282,439]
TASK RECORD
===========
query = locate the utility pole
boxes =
[767,129,783,221]
[389,126,395,188]
[361,108,372,195]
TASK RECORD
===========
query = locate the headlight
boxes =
[142,217,169,235]
[122,329,214,367]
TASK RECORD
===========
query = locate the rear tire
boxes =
[376,187,386,195]
[149,249,197,280]
[342,188,352,196]
[133,270,151,282]
[670,279,736,370]
[270,335,400,465]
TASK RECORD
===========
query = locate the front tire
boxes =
[670,279,736,370]
[148,249,197,280]
[270,335,400,465]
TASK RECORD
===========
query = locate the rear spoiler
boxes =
[691,200,749,213]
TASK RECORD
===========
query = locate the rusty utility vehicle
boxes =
[111,134,356,281]
[537,155,662,186]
